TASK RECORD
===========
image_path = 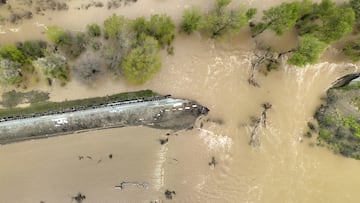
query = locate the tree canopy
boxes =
[203,0,253,37]
[288,35,326,66]
[181,7,203,34]
[343,39,360,62]
[251,1,311,37]
[103,14,128,39]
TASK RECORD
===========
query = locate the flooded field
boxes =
[1,0,360,202]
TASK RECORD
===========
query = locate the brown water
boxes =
[1,0,360,202]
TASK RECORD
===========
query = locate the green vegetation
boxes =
[16,40,48,60]
[251,1,311,37]
[122,36,161,84]
[46,26,66,44]
[288,35,326,66]
[146,14,176,47]
[1,90,49,108]
[315,85,360,159]
[181,7,202,34]
[343,39,360,62]
[0,90,158,118]
[103,14,128,39]
[86,23,101,37]
[0,45,28,64]
[250,0,357,66]
[202,0,254,37]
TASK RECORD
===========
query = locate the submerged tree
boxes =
[203,0,254,37]
[251,1,312,37]
[181,7,203,34]
[122,36,161,84]
[296,0,355,43]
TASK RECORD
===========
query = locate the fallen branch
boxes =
[249,103,272,147]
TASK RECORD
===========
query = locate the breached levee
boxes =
[0,90,209,144]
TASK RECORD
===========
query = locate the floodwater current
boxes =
[0,0,360,202]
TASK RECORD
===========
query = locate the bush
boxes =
[288,35,326,66]
[343,40,360,62]
[103,14,127,39]
[0,45,27,64]
[181,7,202,34]
[202,0,250,37]
[16,40,47,59]
[87,23,101,37]
[46,26,66,44]
[146,14,176,47]
[122,36,161,84]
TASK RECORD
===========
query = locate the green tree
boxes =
[145,14,176,47]
[251,1,312,37]
[296,0,355,43]
[0,59,23,86]
[34,54,70,83]
[122,36,161,84]
[203,0,253,37]
[181,7,203,34]
[288,35,326,66]
[343,39,360,62]
[46,26,66,44]
[103,14,127,39]
[86,23,101,37]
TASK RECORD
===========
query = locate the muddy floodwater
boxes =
[1,0,360,202]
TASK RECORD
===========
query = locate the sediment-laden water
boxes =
[1,0,360,202]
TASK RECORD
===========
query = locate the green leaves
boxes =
[181,7,202,34]
[203,2,250,37]
[343,39,360,62]
[288,35,326,66]
[103,14,127,39]
[122,36,161,84]
[46,26,66,44]
[252,1,311,37]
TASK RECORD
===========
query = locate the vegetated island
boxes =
[0,90,209,144]
[313,75,360,159]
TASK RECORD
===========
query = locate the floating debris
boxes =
[114,181,149,190]
[164,189,176,200]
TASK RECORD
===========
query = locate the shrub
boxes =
[103,14,127,39]
[0,45,27,64]
[87,23,101,37]
[16,40,47,59]
[46,26,66,44]
[146,14,176,47]
[181,7,202,34]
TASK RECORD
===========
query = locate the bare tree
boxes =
[72,54,103,86]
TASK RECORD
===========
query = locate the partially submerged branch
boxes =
[249,102,272,147]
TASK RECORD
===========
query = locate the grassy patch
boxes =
[0,90,159,118]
